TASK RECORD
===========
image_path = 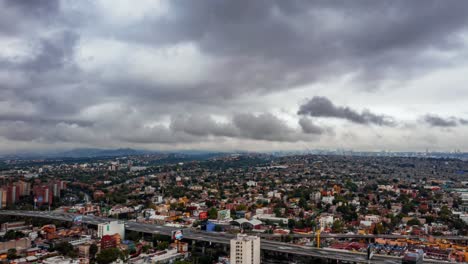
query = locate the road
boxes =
[0,210,452,264]
[259,232,468,241]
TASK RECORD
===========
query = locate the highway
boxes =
[0,210,452,264]
[260,232,468,241]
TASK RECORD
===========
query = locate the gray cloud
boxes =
[171,113,320,142]
[422,114,468,127]
[1,1,468,151]
[298,96,395,126]
[298,118,324,134]
[106,0,468,93]
[170,115,237,138]
[0,113,93,127]
[232,113,304,142]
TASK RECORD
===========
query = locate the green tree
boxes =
[407,218,421,226]
[373,223,385,234]
[332,220,344,233]
[3,230,24,240]
[55,242,74,257]
[7,248,17,260]
[96,248,120,264]
[439,205,452,221]
[174,261,192,264]
[89,244,98,260]
[142,245,151,254]
[156,241,170,250]
[208,207,218,219]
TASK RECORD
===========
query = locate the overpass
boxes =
[0,210,445,264]
[259,232,468,241]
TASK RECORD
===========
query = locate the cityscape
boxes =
[2,0,468,263]
[0,152,467,263]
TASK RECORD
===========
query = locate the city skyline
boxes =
[2,0,468,153]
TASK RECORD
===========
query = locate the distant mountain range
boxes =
[56,148,154,158]
[0,148,231,160]
[2,147,468,160]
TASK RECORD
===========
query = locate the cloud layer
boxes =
[298,96,395,126]
[1,0,468,152]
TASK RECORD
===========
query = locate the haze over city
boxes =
[1,0,468,153]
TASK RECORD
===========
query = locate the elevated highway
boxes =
[0,210,452,264]
[260,232,468,241]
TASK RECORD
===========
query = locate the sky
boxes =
[1,0,468,153]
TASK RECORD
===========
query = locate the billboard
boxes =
[73,215,83,224]
[172,230,183,240]
[199,211,208,220]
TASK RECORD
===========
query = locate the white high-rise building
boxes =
[97,221,125,239]
[230,234,261,264]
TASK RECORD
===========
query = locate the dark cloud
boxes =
[23,31,79,73]
[2,0,60,15]
[108,0,468,94]
[170,115,237,137]
[0,112,319,145]
[460,119,468,125]
[232,113,301,142]
[298,96,395,126]
[298,118,324,134]
[422,114,468,127]
[1,0,468,150]
[171,113,319,142]
[0,113,93,127]
[0,0,60,34]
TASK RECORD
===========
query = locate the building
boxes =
[321,196,335,205]
[318,215,334,230]
[97,221,125,239]
[93,190,105,200]
[0,188,7,209]
[149,248,183,263]
[17,180,31,197]
[33,185,53,206]
[78,244,91,258]
[230,234,260,264]
[7,184,20,205]
[49,180,66,197]
[100,235,118,250]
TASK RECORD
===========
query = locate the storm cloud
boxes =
[423,114,468,128]
[1,0,468,152]
[298,97,395,126]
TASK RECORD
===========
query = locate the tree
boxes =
[401,203,413,215]
[3,230,24,240]
[407,218,421,226]
[55,242,74,257]
[332,220,344,233]
[174,261,192,264]
[142,245,151,254]
[89,244,98,260]
[7,248,17,260]
[439,205,452,221]
[274,207,283,217]
[156,241,169,250]
[96,248,120,264]
[373,223,385,234]
[208,207,218,219]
